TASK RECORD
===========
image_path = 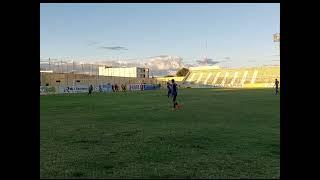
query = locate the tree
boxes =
[176,68,189,77]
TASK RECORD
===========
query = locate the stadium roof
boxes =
[189,65,220,70]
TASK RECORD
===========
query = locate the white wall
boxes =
[99,67,137,77]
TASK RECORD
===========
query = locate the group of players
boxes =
[165,78,279,111]
[88,84,127,95]
[88,78,279,111]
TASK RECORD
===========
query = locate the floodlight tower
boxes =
[203,40,211,65]
[273,33,280,55]
[273,33,280,80]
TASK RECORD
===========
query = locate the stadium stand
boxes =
[183,66,280,88]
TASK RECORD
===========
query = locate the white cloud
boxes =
[40,55,225,76]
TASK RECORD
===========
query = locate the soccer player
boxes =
[167,82,172,98]
[115,84,118,92]
[99,85,102,93]
[88,84,93,95]
[275,79,280,95]
[111,84,115,92]
[171,79,178,110]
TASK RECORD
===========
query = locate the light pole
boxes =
[72,60,75,73]
[61,60,63,73]
[91,63,93,76]
[48,58,51,71]
[80,62,84,73]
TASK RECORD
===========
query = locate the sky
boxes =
[40,3,280,67]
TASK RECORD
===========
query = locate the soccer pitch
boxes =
[40,88,280,179]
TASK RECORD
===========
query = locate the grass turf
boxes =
[40,88,280,179]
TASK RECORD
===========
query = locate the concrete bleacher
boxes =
[155,76,185,88]
[183,66,280,88]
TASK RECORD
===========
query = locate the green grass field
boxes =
[40,88,280,179]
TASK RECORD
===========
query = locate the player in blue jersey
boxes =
[275,79,280,95]
[171,79,179,110]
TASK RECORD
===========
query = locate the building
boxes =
[40,70,53,73]
[98,66,149,78]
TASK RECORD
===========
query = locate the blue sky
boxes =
[40,3,280,67]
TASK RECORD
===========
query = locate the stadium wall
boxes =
[40,72,158,87]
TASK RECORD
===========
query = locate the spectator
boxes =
[99,85,102,92]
